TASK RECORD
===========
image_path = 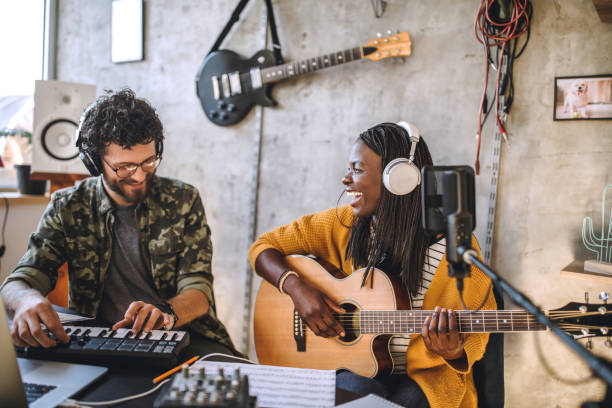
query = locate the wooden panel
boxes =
[593,0,612,23]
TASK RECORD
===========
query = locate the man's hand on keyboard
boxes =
[12,295,69,348]
[112,301,169,334]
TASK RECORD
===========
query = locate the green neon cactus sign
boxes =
[582,184,612,268]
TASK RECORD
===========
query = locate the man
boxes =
[1,88,239,357]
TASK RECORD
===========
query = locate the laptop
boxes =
[0,301,107,407]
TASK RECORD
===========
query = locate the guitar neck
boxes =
[260,46,364,84]
[359,310,547,334]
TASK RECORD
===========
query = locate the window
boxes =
[0,0,46,188]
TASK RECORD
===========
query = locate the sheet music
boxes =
[191,360,336,408]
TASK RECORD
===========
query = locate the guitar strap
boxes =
[208,0,284,64]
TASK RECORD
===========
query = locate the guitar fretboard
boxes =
[261,47,363,84]
[359,310,547,334]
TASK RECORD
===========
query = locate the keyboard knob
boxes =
[183,391,196,403]
[196,391,208,403]
[210,392,221,404]
[227,103,236,112]
[209,110,219,119]
[220,112,229,121]
[218,102,227,110]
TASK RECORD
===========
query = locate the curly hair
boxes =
[345,122,433,297]
[79,88,164,158]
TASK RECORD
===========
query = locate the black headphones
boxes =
[381,121,421,195]
[75,100,163,176]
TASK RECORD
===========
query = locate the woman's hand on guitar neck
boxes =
[422,306,468,365]
[283,277,346,338]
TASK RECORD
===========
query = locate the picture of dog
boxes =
[563,80,589,118]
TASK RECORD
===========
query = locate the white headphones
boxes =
[382,121,421,195]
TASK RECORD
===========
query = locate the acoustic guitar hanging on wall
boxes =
[195,31,412,126]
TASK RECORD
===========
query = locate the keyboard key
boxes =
[24,382,57,403]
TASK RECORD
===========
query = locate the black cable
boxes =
[476,0,532,130]
[457,277,493,313]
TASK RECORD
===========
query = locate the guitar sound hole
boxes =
[338,302,359,343]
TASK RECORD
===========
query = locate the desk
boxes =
[39,308,362,407]
[70,359,361,407]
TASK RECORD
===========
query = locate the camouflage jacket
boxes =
[2,176,238,354]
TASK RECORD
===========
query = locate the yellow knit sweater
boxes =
[248,205,496,408]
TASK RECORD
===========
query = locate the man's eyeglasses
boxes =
[102,155,162,178]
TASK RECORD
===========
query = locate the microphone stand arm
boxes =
[460,247,612,386]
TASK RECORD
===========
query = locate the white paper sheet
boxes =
[336,393,404,408]
[57,312,95,324]
[191,360,336,408]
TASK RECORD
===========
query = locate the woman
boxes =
[248,122,495,407]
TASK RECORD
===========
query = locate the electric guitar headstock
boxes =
[362,30,412,61]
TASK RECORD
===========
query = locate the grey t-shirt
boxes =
[98,205,163,324]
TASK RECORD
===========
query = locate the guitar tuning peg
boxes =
[387,29,393,35]
[586,339,593,350]
[579,305,588,313]
[376,32,383,38]
[599,291,610,304]
[605,339,612,348]
[600,327,609,335]
[598,306,607,314]
[581,328,589,336]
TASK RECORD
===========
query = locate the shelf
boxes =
[561,260,612,284]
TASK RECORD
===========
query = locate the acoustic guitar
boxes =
[253,255,612,378]
[196,31,412,126]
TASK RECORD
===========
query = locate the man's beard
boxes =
[103,172,154,205]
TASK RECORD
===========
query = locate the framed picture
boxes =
[554,74,612,120]
[111,0,143,63]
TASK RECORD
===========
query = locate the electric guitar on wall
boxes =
[195,31,412,126]
[253,255,612,378]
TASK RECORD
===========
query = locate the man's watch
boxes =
[156,301,178,331]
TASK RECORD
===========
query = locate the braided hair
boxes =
[345,122,433,297]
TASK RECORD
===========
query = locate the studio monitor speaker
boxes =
[32,80,96,174]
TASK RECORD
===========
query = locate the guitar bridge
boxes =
[293,309,306,352]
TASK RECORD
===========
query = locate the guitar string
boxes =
[330,310,611,319]
[324,310,609,332]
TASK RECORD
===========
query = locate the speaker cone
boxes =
[40,119,79,160]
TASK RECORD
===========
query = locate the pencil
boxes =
[153,355,200,384]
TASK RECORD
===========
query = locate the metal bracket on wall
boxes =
[483,94,505,265]
[240,3,270,354]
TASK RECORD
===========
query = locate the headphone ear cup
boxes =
[79,150,102,176]
[382,158,421,195]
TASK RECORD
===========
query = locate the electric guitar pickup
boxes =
[196,31,412,126]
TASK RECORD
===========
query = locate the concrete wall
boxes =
[51,0,611,406]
